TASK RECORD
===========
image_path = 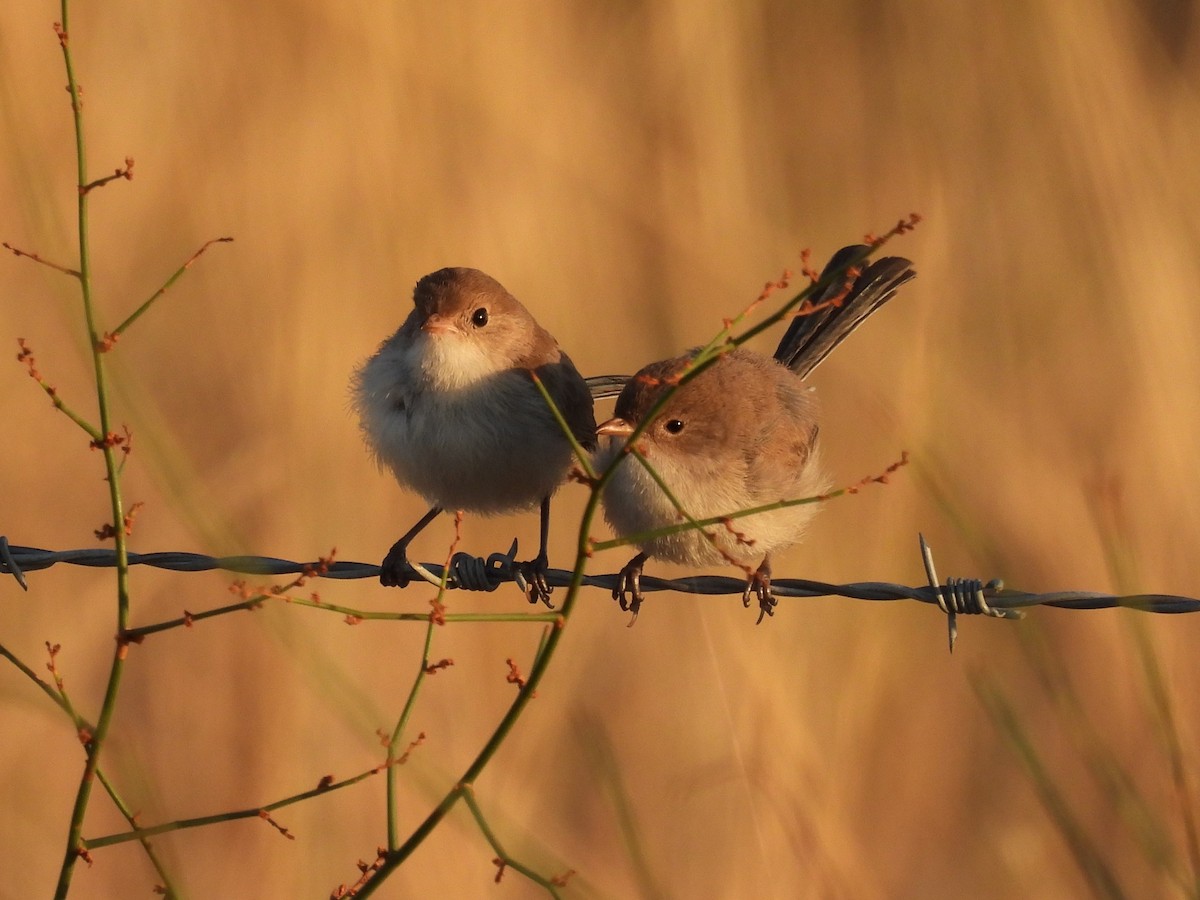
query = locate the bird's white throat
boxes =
[417,332,502,392]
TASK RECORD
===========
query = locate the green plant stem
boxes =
[461,787,564,897]
[387,617,437,848]
[123,596,561,640]
[94,768,180,897]
[54,3,135,895]
[107,237,233,340]
[124,600,564,643]
[529,371,596,479]
[26,375,101,440]
[85,761,390,850]
[589,480,844,553]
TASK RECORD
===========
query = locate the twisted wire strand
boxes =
[3,536,1198,616]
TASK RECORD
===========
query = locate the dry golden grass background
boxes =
[3,2,1200,897]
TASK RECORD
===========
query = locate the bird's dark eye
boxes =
[664,419,685,434]
[471,307,489,327]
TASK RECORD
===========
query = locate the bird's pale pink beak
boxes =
[596,417,635,438]
[421,314,456,335]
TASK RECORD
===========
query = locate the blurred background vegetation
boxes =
[3,1,1200,897]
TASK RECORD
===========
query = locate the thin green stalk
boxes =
[0,642,68,707]
[106,237,233,341]
[23,373,101,439]
[387,617,437,848]
[54,3,136,894]
[124,597,560,640]
[94,768,180,898]
[461,787,564,898]
[85,761,390,850]
[529,371,596,480]
[588,469,880,553]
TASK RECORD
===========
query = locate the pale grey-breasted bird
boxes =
[353,267,596,605]
[595,246,915,623]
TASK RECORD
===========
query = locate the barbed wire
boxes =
[5,535,1198,620]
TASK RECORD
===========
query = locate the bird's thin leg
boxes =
[513,496,554,607]
[380,506,443,587]
[613,552,649,625]
[743,555,777,624]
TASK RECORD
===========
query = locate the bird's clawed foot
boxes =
[380,541,416,587]
[742,558,777,624]
[613,552,648,626]
[513,546,554,608]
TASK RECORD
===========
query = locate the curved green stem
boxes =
[53,2,134,895]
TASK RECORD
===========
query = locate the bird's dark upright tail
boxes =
[772,245,916,379]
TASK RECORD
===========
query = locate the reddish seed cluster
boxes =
[93,500,144,541]
[80,157,134,196]
[89,425,133,456]
[492,857,508,883]
[429,597,446,625]
[551,869,577,887]
[228,549,337,606]
[257,809,295,841]
[316,775,335,791]
[799,248,820,283]
[330,849,387,899]
[846,451,910,495]
[721,267,795,332]
[790,265,861,322]
[758,268,792,303]
[182,236,234,270]
[505,658,534,695]
[44,641,64,691]
[396,732,426,765]
[719,515,757,549]
[16,338,59,404]
[424,658,454,675]
[865,212,922,247]
[302,551,335,581]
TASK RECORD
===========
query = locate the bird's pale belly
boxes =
[382,390,574,514]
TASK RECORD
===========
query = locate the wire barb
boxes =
[0,536,28,591]
[920,533,1018,652]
